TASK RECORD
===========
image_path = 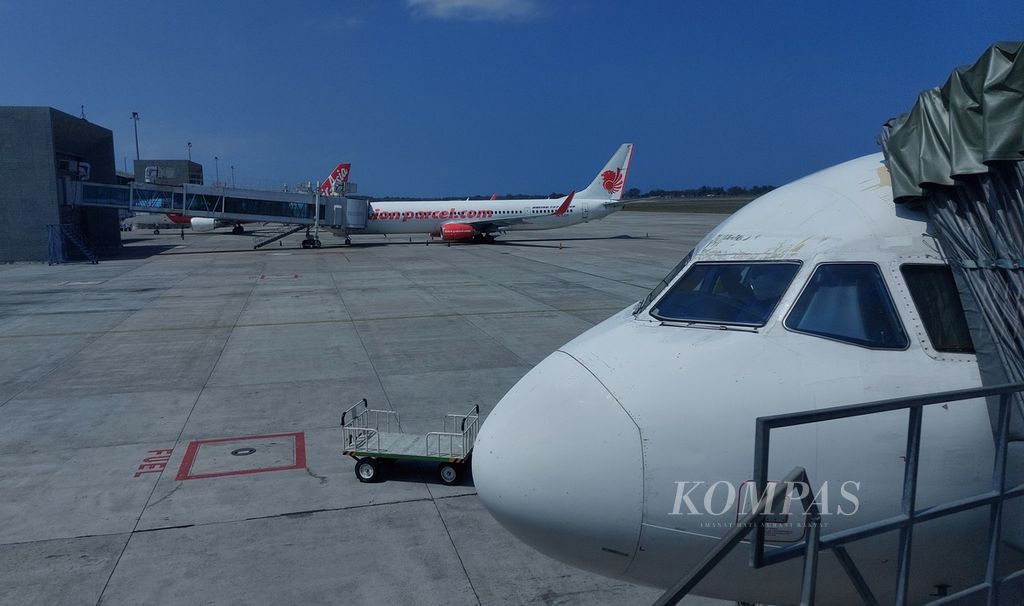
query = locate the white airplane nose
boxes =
[473,351,644,578]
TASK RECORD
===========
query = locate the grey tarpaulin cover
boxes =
[880,41,1024,440]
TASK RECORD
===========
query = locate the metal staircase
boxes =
[47,224,98,265]
[253,224,306,249]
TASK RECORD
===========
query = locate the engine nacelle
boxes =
[440,223,476,241]
[190,217,217,232]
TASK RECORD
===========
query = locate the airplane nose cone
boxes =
[473,351,643,578]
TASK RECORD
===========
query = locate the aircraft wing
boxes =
[459,215,533,232]
[602,196,660,208]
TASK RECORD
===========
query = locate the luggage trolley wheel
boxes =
[438,463,463,486]
[355,457,382,483]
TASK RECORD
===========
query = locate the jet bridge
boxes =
[62,180,370,246]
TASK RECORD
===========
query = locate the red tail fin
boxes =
[319,163,351,196]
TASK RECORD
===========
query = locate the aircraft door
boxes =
[582,201,590,222]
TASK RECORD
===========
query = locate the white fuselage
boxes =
[473,154,1024,604]
[124,213,190,230]
[341,197,613,236]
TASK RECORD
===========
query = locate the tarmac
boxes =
[0,211,728,606]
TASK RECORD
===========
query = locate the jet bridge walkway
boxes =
[63,180,370,247]
[655,383,1024,606]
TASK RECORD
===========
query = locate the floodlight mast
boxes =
[130,112,140,160]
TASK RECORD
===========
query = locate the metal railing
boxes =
[46,224,98,264]
[426,404,480,458]
[656,382,1024,606]
[341,399,399,453]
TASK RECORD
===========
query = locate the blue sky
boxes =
[1,1,1020,196]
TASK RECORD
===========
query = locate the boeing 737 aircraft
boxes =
[147,149,632,246]
[473,153,1024,604]
[327,144,634,244]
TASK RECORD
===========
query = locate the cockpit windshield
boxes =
[650,262,801,326]
[634,250,693,314]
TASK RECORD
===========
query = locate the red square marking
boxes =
[175,432,307,481]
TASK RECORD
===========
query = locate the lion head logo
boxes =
[601,169,624,194]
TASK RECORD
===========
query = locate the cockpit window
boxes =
[634,249,693,314]
[785,263,909,349]
[900,264,974,353]
[650,262,801,326]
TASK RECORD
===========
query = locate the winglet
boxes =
[553,191,575,216]
[490,193,497,200]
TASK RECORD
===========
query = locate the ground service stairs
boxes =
[47,224,98,265]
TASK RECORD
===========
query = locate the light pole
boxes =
[187,142,192,161]
[231,165,235,188]
[214,156,220,186]
[130,112,140,160]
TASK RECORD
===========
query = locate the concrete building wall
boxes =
[51,109,116,183]
[50,110,121,255]
[0,107,119,262]
[133,160,203,186]
[0,107,60,262]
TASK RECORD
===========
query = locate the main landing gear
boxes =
[231,224,244,235]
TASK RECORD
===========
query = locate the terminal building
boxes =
[0,107,122,262]
[134,159,203,186]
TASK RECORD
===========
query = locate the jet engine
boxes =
[190,217,217,232]
[440,223,475,241]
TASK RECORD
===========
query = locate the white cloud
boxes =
[318,14,366,31]
[406,0,539,22]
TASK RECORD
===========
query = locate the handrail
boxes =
[341,399,399,453]
[462,404,480,431]
[340,398,368,428]
[653,466,818,606]
[427,404,480,458]
[656,382,1024,606]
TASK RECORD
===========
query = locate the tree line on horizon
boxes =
[624,184,776,199]
[367,184,775,202]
